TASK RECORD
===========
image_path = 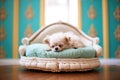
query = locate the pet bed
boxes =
[19,21,102,72]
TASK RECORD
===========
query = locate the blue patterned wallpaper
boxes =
[0,0,13,58]
[82,0,103,57]
[19,0,40,45]
[108,0,120,58]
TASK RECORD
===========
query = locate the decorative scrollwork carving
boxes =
[114,6,120,21]
[0,25,6,41]
[90,0,94,2]
[88,5,97,20]
[115,25,120,41]
[116,46,120,58]
[116,0,120,2]
[25,24,34,38]
[29,0,32,2]
[89,24,97,38]
[25,5,34,20]
[0,0,6,2]
[0,6,7,20]
[0,46,6,58]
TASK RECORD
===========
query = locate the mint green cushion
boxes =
[26,44,96,58]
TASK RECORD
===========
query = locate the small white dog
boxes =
[43,32,85,52]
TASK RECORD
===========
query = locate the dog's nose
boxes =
[55,47,58,51]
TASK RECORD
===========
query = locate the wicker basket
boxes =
[19,56,100,72]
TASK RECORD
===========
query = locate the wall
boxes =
[0,0,14,58]
[82,0,103,57]
[0,0,120,59]
[108,0,120,58]
[0,0,41,59]
[19,0,40,45]
[80,0,120,58]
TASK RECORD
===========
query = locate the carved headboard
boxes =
[21,21,102,57]
[24,22,98,45]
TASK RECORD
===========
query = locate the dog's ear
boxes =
[43,37,49,44]
[65,36,71,42]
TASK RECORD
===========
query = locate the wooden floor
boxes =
[0,60,120,80]
[0,65,120,80]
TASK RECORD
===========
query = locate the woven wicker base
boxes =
[19,56,100,72]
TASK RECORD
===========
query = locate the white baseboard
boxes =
[0,59,19,66]
[100,59,120,66]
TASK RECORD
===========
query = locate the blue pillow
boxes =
[26,44,96,58]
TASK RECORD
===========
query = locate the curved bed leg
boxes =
[93,44,102,57]
[19,45,26,56]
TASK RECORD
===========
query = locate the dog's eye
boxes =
[72,45,74,47]
[59,44,63,47]
[51,45,54,48]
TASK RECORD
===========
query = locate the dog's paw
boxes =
[46,49,51,51]
[73,47,77,49]
[46,47,51,51]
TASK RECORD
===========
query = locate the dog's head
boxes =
[43,32,69,52]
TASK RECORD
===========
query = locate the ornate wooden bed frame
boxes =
[19,21,102,72]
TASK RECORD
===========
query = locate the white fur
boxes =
[43,32,86,52]
[65,32,85,48]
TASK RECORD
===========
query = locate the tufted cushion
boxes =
[26,44,96,58]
